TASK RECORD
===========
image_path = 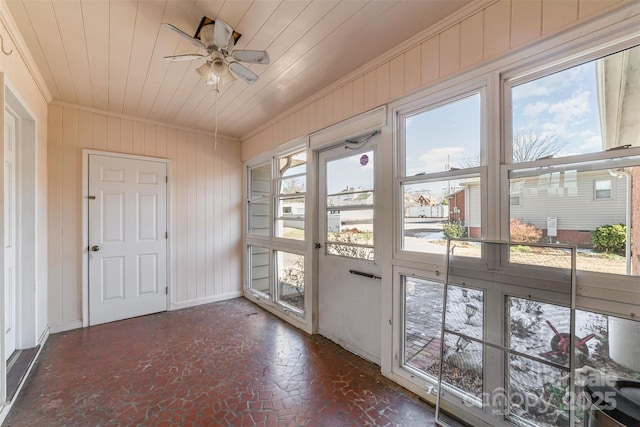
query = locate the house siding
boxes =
[510,170,627,232]
[47,104,243,330]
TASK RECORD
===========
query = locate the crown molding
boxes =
[0,0,52,103]
[52,100,241,143]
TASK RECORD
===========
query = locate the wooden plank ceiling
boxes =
[7,0,472,139]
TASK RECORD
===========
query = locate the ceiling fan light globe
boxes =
[220,72,236,85]
[211,59,228,77]
[196,62,212,77]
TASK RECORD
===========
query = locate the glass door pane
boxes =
[325,150,375,260]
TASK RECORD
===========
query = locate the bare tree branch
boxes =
[512,133,566,162]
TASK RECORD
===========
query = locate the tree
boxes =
[454,133,567,169]
[512,133,566,163]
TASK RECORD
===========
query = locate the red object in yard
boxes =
[540,320,596,358]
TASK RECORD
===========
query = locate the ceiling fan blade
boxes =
[231,50,270,65]
[161,23,205,49]
[229,62,258,84]
[213,18,234,51]
[165,53,207,62]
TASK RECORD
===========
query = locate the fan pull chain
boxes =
[213,86,218,151]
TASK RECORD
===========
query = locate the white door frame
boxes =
[0,82,39,404]
[82,150,171,327]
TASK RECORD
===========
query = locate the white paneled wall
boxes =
[48,104,242,331]
[0,0,50,343]
[242,0,627,160]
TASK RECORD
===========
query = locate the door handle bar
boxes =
[349,269,381,280]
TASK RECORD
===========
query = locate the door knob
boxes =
[90,245,100,252]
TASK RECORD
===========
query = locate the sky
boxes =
[511,60,603,158]
[323,50,620,202]
[405,93,481,176]
[405,59,604,178]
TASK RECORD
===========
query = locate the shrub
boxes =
[592,224,626,254]
[510,219,542,243]
[442,220,467,239]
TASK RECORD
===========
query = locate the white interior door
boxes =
[317,136,381,364]
[4,110,17,361]
[88,154,168,326]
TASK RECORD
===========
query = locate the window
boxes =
[398,91,484,256]
[247,163,271,236]
[506,43,640,278]
[248,246,270,296]
[275,151,307,240]
[389,26,640,427]
[276,251,304,313]
[594,179,612,199]
[510,45,640,162]
[402,275,484,402]
[403,276,443,377]
[510,181,523,206]
[245,146,308,318]
[324,149,375,260]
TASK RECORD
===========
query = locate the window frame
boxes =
[244,140,309,322]
[501,36,640,316]
[394,84,489,264]
[593,178,613,200]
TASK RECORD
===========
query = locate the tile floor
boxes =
[3,298,442,426]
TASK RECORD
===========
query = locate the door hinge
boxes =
[165,287,168,295]
[165,176,168,183]
[165,231,168,239]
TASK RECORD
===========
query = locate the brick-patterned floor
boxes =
[3,298,440,426]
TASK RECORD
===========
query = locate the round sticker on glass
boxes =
[360,154,369,166]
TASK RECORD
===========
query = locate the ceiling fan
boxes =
[162,16,270,86]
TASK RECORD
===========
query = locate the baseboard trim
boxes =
[170,292,243,311]
[48,320,83,334]
[0,328,48,425]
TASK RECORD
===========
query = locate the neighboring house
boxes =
[447,189,465,224]
[460,170,629,247]
[448,179,482,239]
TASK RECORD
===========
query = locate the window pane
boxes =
[402,178,481,253]
[250,163,271,198]
[327,191,373,208]
[511,44,640,162]
[326,151,374,193]
[279,150,306,177]
[248,199,269,236]
[249,246,270,296]
[575,310,640,424]
[507,245,573,271]
[275,196,305,240]
[326,243,374,260]
[441,332,483,402]
[327,209,373,245]
[440,285,484,403]
[276,176,306,195]
[507,297,573,425]
[404,93,481,176]
[594,179,612,199]
[276,251,304,313]
[509,165,636,276]
[325,150,375,261]
[404,277,443,377]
